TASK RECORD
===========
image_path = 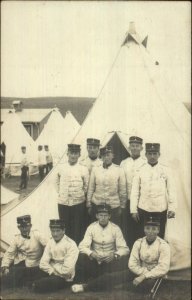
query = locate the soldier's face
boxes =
[145,152,160,164]
[87,145,99,159]
[18,224,32,237]
[96,212,110,227]
[129,143,143,158]
[102,152,114,165]
[144,225,160,242]
[50,228,65,242]
[68,151,80,165]
[21,148,26,154]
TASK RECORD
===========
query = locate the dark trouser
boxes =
[75,253,129,283]
[45,162,53,175]
[1,261,47,289]
[90,203,121,228]
[85,269,156,292]
[138,208,167,239]
[33,275,71,293]
[38,165,46,181]
[58,202,86,245]
[121,200,138,249]
[19,166,29,189]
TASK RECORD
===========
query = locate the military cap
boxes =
[68,144,81,152]
[21,146,26,149]
[100,145,113,156]
[17,215,31,226]
[129,136,143,144]
[96,203,111,214]
[144,216,160,227]
[145,143,160,152]
[87,138,100,146]
[49,219,66,228]
[44,145,48,148]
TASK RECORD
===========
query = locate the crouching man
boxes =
[72,216,170,293]
[74,204,129,283]
[33,219,79,293]
[1,215,47,289]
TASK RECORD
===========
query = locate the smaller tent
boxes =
[1,111,38,175]
[1,186,19,205]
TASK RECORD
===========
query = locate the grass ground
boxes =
[1,176,191,300]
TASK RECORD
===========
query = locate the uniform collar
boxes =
[103,162,113,169]
[148,162,159,167]
[131,155,141,161]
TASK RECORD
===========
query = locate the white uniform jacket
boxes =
[40,235,79,281]
[79,221,129,263]
[130,163,177,213]
[128,236,170,279]
[120,156,146,200]
[20,153,30,168]
[1,230,47,268]
[80,156,102,174]
[55,162,89,206]
[87,164,127,208]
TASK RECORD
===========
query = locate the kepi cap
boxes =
[96,203,111,214]
[100,145,113,156]
[145,143,160,152]
[49,219,65,229]
[68,144,81,152]
[17,215,31,226]
[87,138,100,146]
[129,136,143,144]
[144,216,160,227]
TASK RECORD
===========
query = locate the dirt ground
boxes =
[1,176,191,300]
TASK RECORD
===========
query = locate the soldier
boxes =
[18,146,30,191]
[33,219,79,293]
[37,145,47,182]
[120,136,146,247]
[55,144,89,244]
[75,204,129,283]
[87,145,127,227]
[80,138,102,174]
[72,216,170,293]
[44,145,53,174]
[130,143,176,239]
[1,215,47,289]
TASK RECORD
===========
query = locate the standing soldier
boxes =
[87,145,127,227]
[120,136,146,247]
[44,145,53,175]
[37,145,47,182]
[18,146,29,191]
[80,138,102,174]
[1,215,47,289]
[130,143,176,239]
[55,144,89,244]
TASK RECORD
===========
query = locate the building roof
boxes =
[1,109,51,123]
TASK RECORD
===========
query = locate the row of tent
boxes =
[1,23,191,274]
[1,108,80,175]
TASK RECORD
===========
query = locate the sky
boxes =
[1,1,191,102]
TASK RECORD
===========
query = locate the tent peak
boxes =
[128,22,136,34]
[122,22,148,48]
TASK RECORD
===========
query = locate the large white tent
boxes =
[1,23,190,271]
[36,108,80,164]
[1,110,38,175]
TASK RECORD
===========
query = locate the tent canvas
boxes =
[1,186,19,205]
[1,23,190,272]
[1,111,38,175]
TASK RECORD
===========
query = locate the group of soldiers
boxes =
[18,144,53,191]
[1,136,176,295]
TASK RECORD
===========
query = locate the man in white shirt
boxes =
[72,216,170,293]
[38,145,47,182]
[18,146,29,191]
[130,143,176,238]
[80,138,102,174]
[87,146,127,227]
[1,215,47,289]
[55,144,89,244]
[33,219,79,293]
[74,204,129,283]
[120,136,146,247]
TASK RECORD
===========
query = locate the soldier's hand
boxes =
[88,207,92,216]
[90,251,101,262]
[132,213,140,222]
[167,211,175,219]
[133,275,145,286]
[1,267,9,276]
[102,253,115,263]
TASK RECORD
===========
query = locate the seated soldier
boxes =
[33,219,79,293]
[74,204,129,283]
[72,216,170,293]
[1,215,47,289]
